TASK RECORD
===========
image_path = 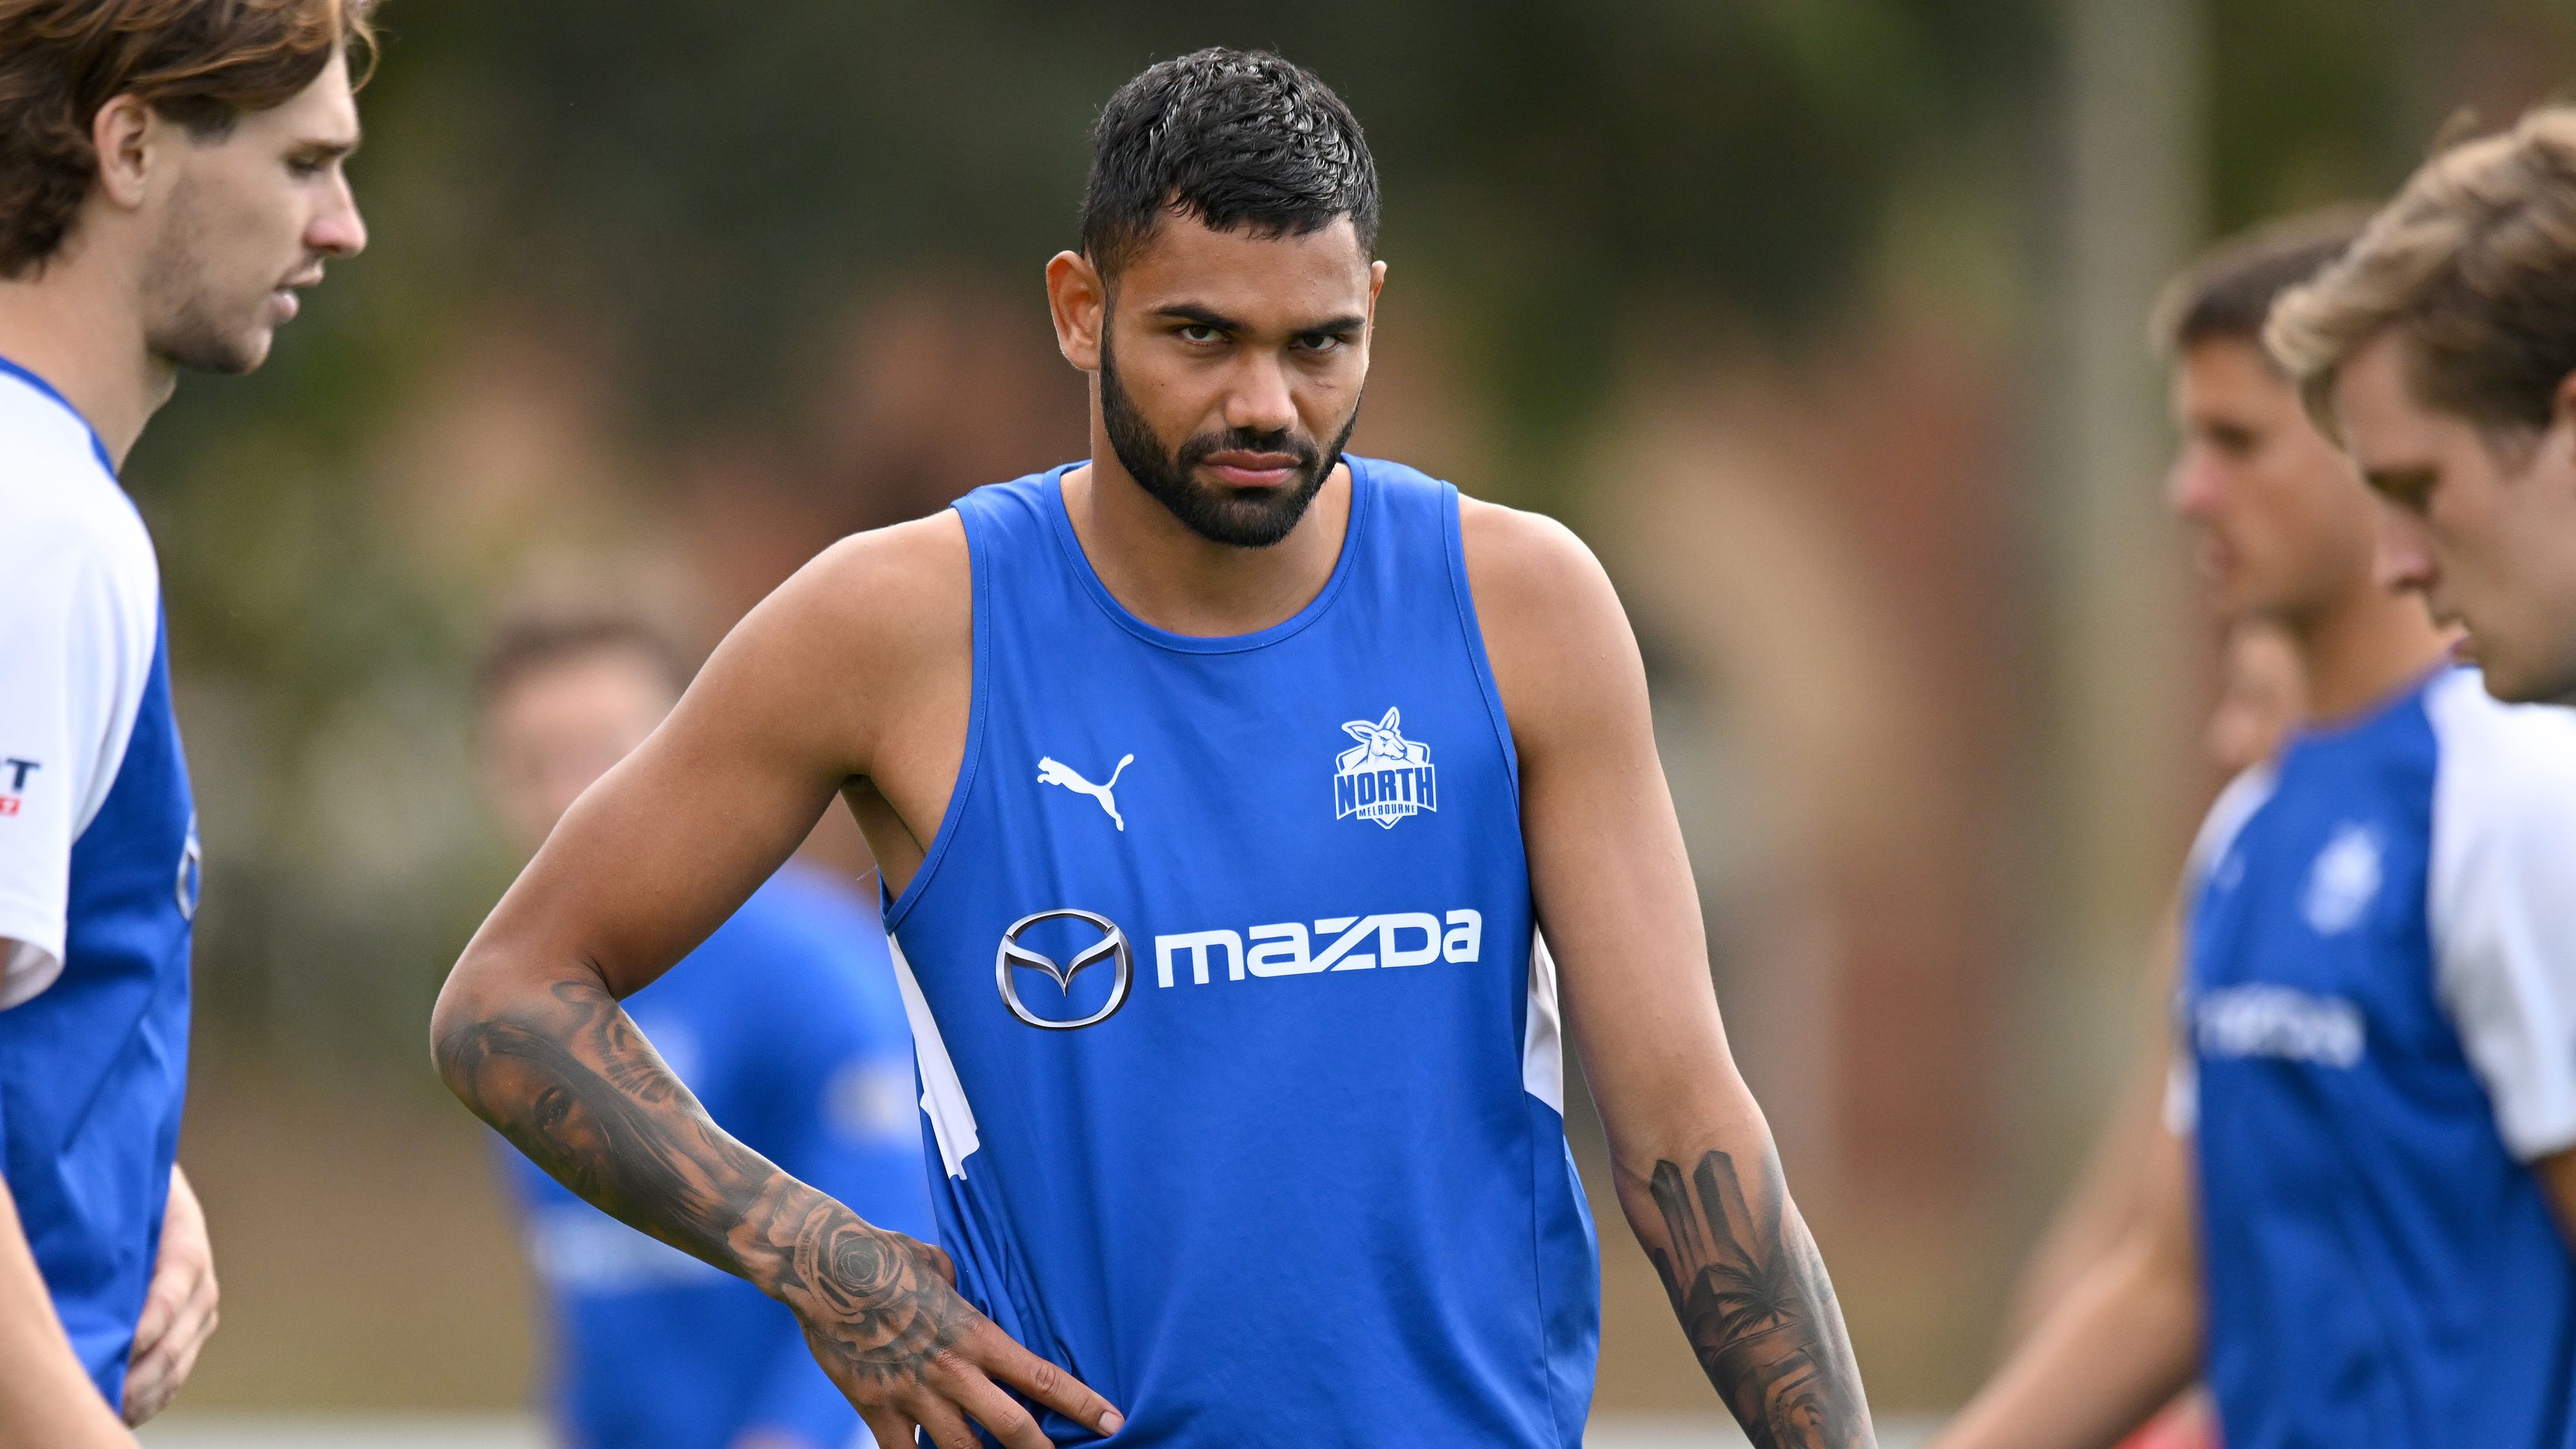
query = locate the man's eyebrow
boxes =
[1146,304,1366,336]
[2361,465,2437,495]
[296,131,362,160]
[1150,302,1246,331]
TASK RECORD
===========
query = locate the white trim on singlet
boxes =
[887,933,981,1178]
[1523,928,1565,1113]
[2164,762,2281,1135]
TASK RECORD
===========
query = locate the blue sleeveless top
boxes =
[885,458,1598,1446]
[0,359,195,1410]
[2180,671,2576,1448]
[8,623,196,1406]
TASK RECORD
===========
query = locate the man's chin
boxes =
[151,324,272,377]
[1197,496,1313,549]
[2477,648,2576,706]
[204,330,273,377]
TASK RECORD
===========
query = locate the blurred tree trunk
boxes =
[2022,0,2205,1225]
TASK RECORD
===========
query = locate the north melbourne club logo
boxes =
[2303,822,2383,937]
[1334,708,1436,829]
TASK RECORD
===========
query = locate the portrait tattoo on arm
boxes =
[1643,1148,1872,1449]
[434,978,966,1395]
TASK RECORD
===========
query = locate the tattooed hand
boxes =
[435,977,1123,1449]
[1637,1148,1873,1449]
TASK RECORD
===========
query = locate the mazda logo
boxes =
[995,908,1133,1031]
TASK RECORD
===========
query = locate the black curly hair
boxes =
[1080,46,1378,277]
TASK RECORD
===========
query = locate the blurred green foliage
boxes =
[122,0,2569,1077]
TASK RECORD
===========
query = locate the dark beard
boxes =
[1098,332,1359,549]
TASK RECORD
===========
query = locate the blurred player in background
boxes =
[2199,623,2308,778]
[0,2,370,1442]
[476,610,934,1449]
[434,47,1873,1449]
[2270,105,2576,708]
[1937,211,2576,1449]
[1998,619,2305,1449]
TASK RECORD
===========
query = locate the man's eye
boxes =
[1177,324,1221,344]
[1293,333,1345,352]
[2374,474,2436,512]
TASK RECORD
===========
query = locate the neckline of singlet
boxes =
[2282,661,2455,753]
[1037,455,1376,656]
[0,353,118,477]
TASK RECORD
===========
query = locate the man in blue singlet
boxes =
[434,49,1876,1448]
[1938,214,2576,1449]
[475,610,935,1449]
[0,2,371,1443]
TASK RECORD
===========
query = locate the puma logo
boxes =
[1037,753,1134,832]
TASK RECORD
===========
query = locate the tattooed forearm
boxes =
[1634,1147,1872,1449]
[433,977,964,1390]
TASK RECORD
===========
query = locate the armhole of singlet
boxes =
[1441,482,1521,805]
[882,502,993,933]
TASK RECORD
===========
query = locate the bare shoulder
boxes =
[772,510,970,652]
[678,511,971,769]
[1456,495,1605,602]
[1456,496,1642,742]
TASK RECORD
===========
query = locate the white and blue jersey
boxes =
[503,862,935,1449]
[0,358,197,1409]
[2174,667,2576,1448]
[885,460,1598,1447]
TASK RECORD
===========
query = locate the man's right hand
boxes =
[777,1214,1122,1448]
[428,521,1110,1444]
[433,959,1117,1449]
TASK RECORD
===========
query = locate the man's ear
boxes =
[89,94,161,211]
[2553,367,2576,462]
[1046,251,1108,372]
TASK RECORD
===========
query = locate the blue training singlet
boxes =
[2177,668,2576,1448]
[0,358,196,1409]
[883,458,1599,1446]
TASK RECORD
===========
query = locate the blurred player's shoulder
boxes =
[2424,666,2576,772]
[2424,667,2576,867]
[2184,762,2279,890]
[0,366,155,624]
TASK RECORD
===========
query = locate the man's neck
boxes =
[2291,581,2454,724]
[0,251,168,471]
[1060,428,1351,639]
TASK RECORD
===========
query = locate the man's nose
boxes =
[2166,450,2223,521]
[2374,507,2438,594]
[311,173,368,258]
[1224,355,1298,438]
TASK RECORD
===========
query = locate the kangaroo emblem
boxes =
[1333,708,1436,828]
[1038,753,1135,831]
